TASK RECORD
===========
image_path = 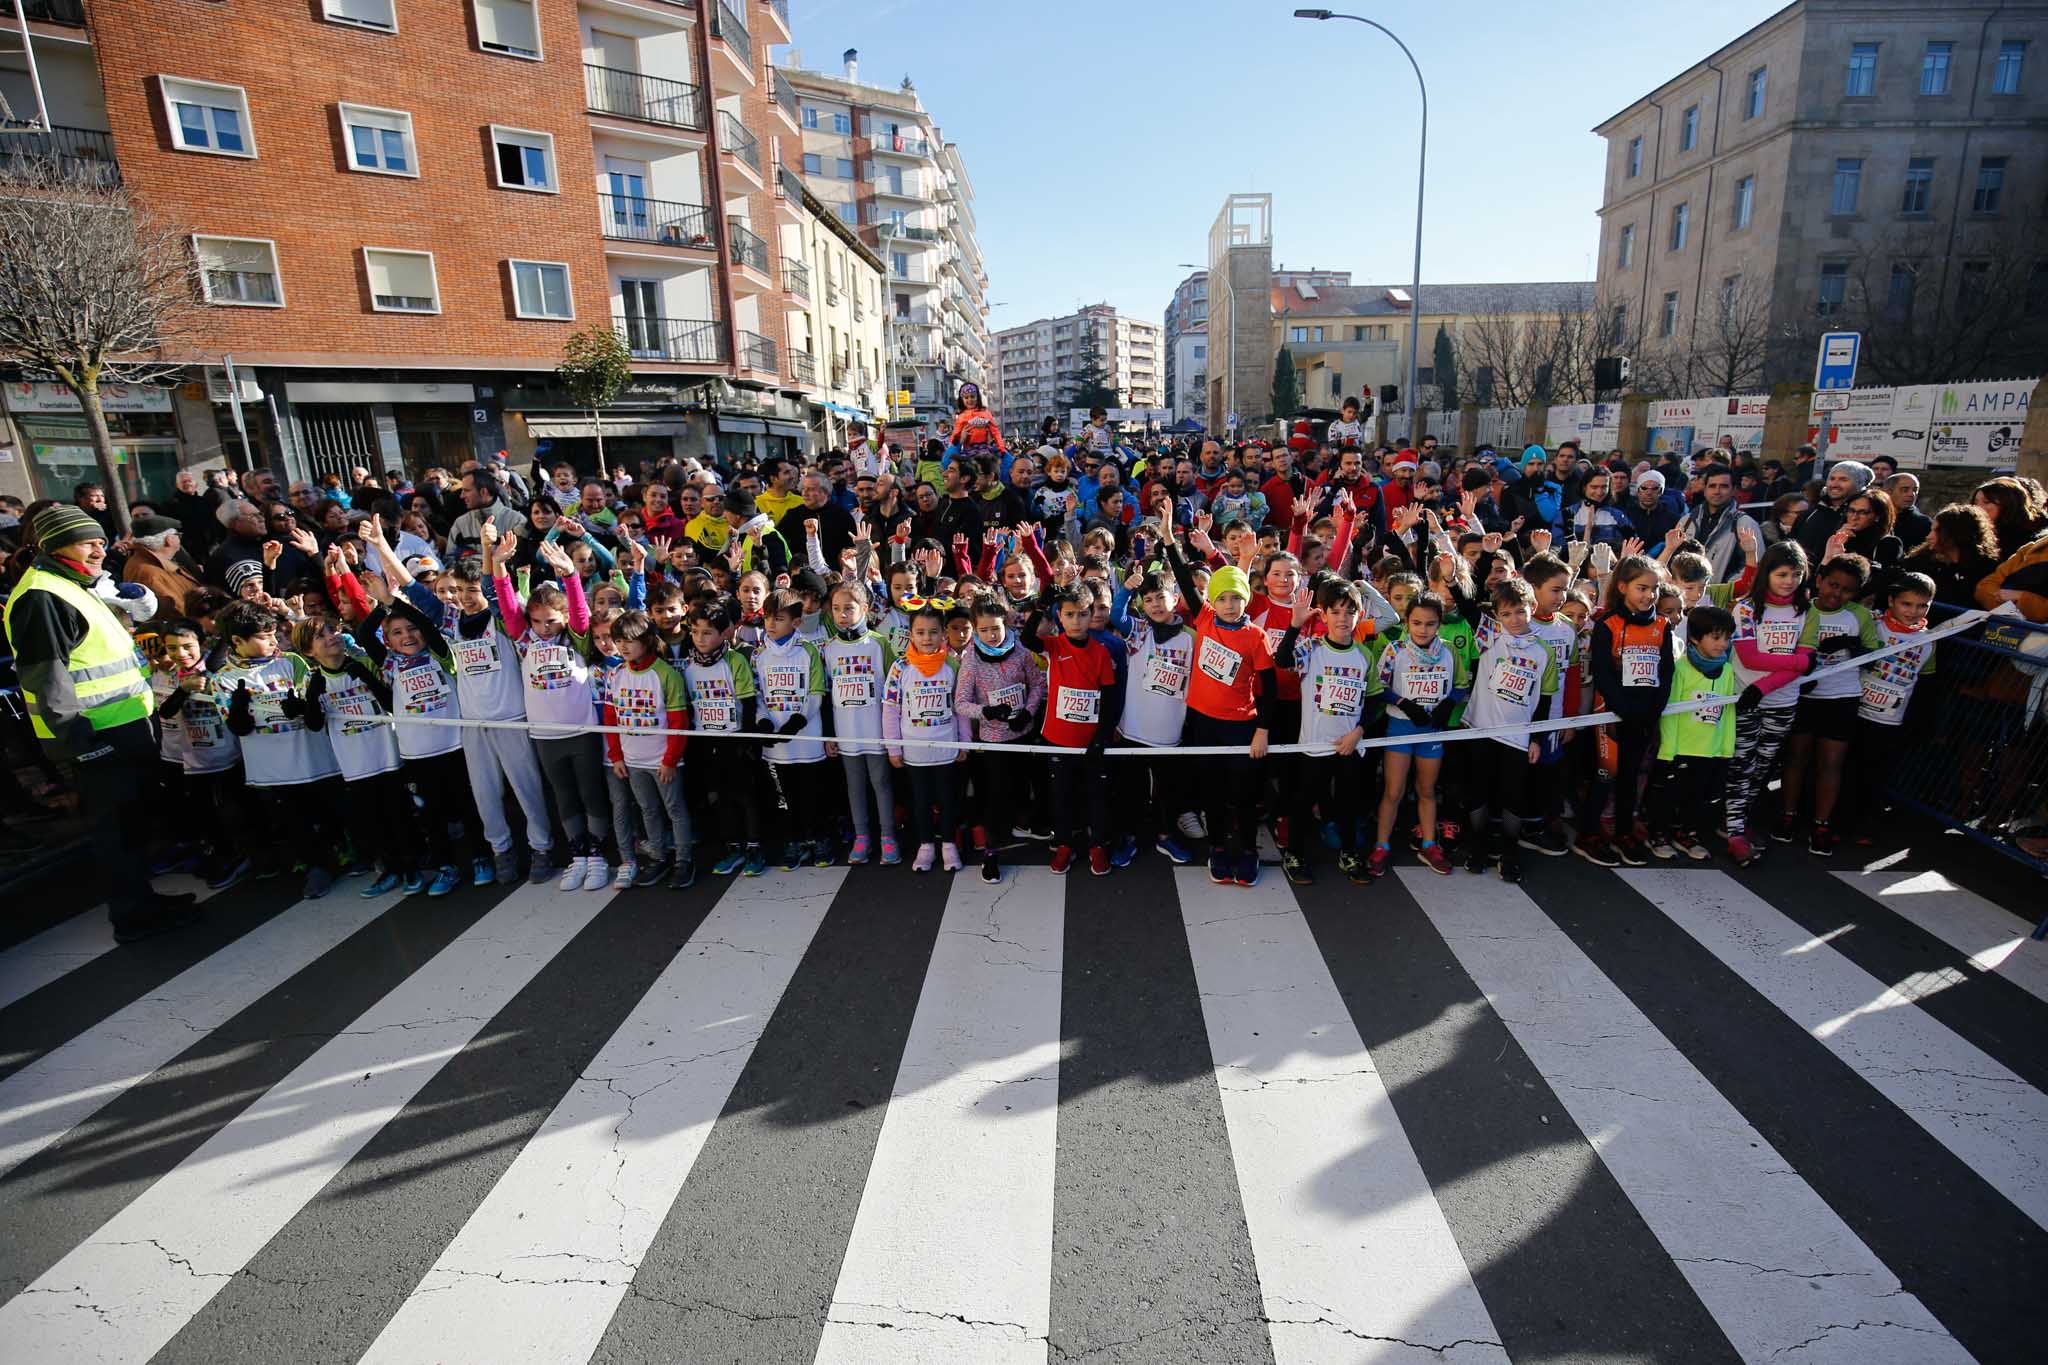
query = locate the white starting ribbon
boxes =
[357,608,1995,758]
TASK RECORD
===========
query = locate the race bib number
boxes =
[394,662,450,715]
[1691,689,1725,727]
[761,665,805,709]
[453,636,500,678]
[832,672,875,707]
[183,699,224,747]
[1859,678,1907,722]
[1317,675,1363,718]
[1056,687,1101,726]
[614,683,661,730]
[1264,626,1289,661]
[1756,619,1799,654]
[331,692,378,737]
[990,682,1027,711]
[525,643,575,691]
[906,679,952,726]
[1406,664,1449,706]
[1143,652,1190,698]
[1621,645,1660,688]
[1492,659,1538,707]
[248,683,297,735]
[695,698,734,731]
[1198,636,1242,686]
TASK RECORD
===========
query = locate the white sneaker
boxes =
[559,856,587,892]
[1177,811,1207,841]
[582,856,611,891]
[940,842,963,872]
[613,861,639,890]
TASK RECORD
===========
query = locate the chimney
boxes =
[843,48,859,82]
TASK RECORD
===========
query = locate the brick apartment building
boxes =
[0,0,895,504]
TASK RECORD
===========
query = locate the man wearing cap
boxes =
[1624,468,1681,545]
[121,514,203,619]
[5,507,198,941]
[721,488,793,578]
[1793,459,1873,564]
[1503,446,1564,541]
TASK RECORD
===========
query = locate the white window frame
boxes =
[508,258,574,320]
[1732,174,1754,229]
[192,235,284,309]
[159,75,256,159]
[321,0,397,33]
[338,103,418,178]
[489,124,558,193]
[362,246,441,314]
[472,0,543,61]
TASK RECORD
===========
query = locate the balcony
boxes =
[869,131,931,159]
[708,0,755,91]
[769,67,800,131]
[789,350,817,386]
[615,315,728,365]
[869,173,926,202]
[831,358,851,388]
[728,218,771,291]
[761,0,793,47]
[0,1,86,25]
[585,64,704,132]
[0,125,118,186]
[782,259,811,301]
[716,110,761,187]
[598,192,715,251]
[736,328,777,376]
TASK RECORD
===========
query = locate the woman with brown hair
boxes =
[1896,503,2000,607]
[1972,477,2048,561]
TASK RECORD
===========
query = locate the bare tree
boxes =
[0,161,198,535]
[1620,268,1776,398]
[1455,286,1601,408]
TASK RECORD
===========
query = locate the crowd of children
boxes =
[14,392,2017,908]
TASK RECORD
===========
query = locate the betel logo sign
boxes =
[1988,427,2020,453]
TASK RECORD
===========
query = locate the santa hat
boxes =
[1390,449,1419,473]
[1287,419,1314,453]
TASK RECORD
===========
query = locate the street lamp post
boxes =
[1294,9,1426,443]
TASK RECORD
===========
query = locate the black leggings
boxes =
[1469,741,1533,833]
[405,748,483,867]
[534,735,609,845]
[252,778,348,874]
[973,743,1026,842]
[768,758,828,844]
[1046,751,1110,849]
[1110,744,1176,839]
[343,767,412,874]
[1290,752,1367,854]
[1184,711,1260,857]
[1610,716,1658,840]
[904,762,962,847]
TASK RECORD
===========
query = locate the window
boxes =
[894,291,910,318]
[1921,40,1952,94]
[1994,40,2026,94]
[1669,201,1689,251]
[1681,104,1699,151]
[363,247,438,313]
[509,259,572,320]
[160,76,253,157]
[801,106,819,129]
[1626,136,1642,178]
[1846,41,1878,95]
[1816,261,1847,315]
[1974,156,2006,212]
[802,152,821,174]
[1902,156,1934,213]
[490,125,556,192]
[831,112,852,134]
[891,251,908,277]
[323,0,395,30]
[338,104,415,176]
[474,0,540,59]
[1607,304,1627,347]
[1616,222,1635,268]
[1886,262,1917,320]
[1719,273,1742,318]
[193,236,282,307]
[1830,158,1862,215]
[1659,290,1679,337]
[835,201,857,226]
[1959,261,1990,319]
[835,157,853,179]
[1745,66,1767,118]
[1732,175,1754,228]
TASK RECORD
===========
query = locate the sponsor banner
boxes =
[4,380,173,414]
[1545,402,1621,450]
[1923,379,2033,467]
[1702,394,1768,455]
[1803,386,1934,469]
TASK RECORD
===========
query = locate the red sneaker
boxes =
[1366,845,1391,879]
[1275,817,1290,848]
[1088,846,1111,876]
[972,824,988,852]
[1419,843,1454,875]
[1049,845,1075,875]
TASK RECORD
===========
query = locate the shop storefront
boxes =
[0,380,184,506]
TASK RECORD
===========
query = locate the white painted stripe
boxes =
[1181,871,1505,1364]
[1403,869,1967,1365]
[1835,870,2048,1007]
[0,882,610,1365]
[0,887,392,1179]
[0,878,215,1012]
[815,870,1064,1365]
[359,871,844,1365]
[1625,868,2048,1233]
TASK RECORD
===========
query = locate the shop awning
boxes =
[766,421,811,440]
[522,418,689,439]
[716,416,768,435]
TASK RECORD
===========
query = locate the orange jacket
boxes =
[1976,532,2048,622]
[950,408,1006,454]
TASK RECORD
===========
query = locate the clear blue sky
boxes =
[775,0,1787,327]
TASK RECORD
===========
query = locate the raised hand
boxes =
[1481,531,1504,554]
[625,535,647,575]
[480,521,499,550]
[537,540,575,576]
[261,539,283,569]
[1663,525,1686,550]
[288,525,320,556]
[1529,528,1553,554]
[1619,536,1645,560]
[650,534,673,565]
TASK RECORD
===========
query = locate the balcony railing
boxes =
[728,219,769,273]
[0,1,86,24]
[598,193,713,248]
[831,359,850,387]
[777,164,804,206]
[764,0,791,29]
[717,111,759,173]
[736,328,776,372]
[869,131,931,158]
[0,124,119,185]
[789,350,817,385]
[711,0,752,66]
[585,64,703,130]
[782,259,811,300]
[771,67,799,123]
[615,315,728,364]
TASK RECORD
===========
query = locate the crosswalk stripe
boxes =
[1622,868,2048,1233]
[0,887,399,1180]
[0,882,612,1365]
[1401,868,1969,1364]
[356,873,841,1365]
[0,878,222,1011]
[1834,869,2048,1007]
[1179,870,1505,1364]
[815,869,1065,1365]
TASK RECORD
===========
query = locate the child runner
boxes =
[752,589,831,866]
[602,609,695,889]
[882,603,972,872]
[680,604,767,879]
[1778,553,1881,856]
[1646,604,1739,860]
[216,601,345,896]
[1032,581,1121,876]
[1278,578,1374,885]
[822,579,896,866]
[956,590,1046,883]
[1367,591,1468,876]
[1713,540,1815,866]
[1581,554,1675,868]
[1460,579,1563,883]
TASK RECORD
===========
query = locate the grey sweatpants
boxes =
[535,735,611,844]
[462,725,554,854]
[840,751,895,839]
[625,766,693,860]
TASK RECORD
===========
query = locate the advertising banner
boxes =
[4,380,173,414]
[1803,386,1935,469]
[1922,379,2033,467]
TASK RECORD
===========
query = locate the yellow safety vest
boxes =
[3,564,153,740]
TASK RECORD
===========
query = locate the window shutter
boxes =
[198,237,272,274]
[475,0,538,54]
[367,250,433,300]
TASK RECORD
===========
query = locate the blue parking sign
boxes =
[1814,332,1860,391]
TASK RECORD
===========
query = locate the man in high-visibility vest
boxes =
[5,504,199,942]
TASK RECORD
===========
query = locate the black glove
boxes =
[778,712,808,736]
[278,691,305,720]
[1872,535,1903,568]
[980,702,1014,723]
[1397,698,1432,725]
[304,669,327,703]
[226,680,254,736]
[1428,697,1457,729]
[752,714,779,735]
[1816,633,1860,658]
[1737,684,1764,711]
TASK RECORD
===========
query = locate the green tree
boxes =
[556,326,634,478]
[1269,345,1302,422]
[1432,323,1460,413]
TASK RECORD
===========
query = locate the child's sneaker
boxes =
[582,856,611,892]
[713,848,747,876]
[1726,834,1762,867]
[741,848,768,877]
[206,857,252,892]
[811,842,835,868]
[1647,836,1678,861]
[1283,851,1313,886]
[1366,845,1392,879]
[1497,846,1524,884]
[1674,833,1711,862]
[1089,845,1111,877]
[847,835,872,866]
[362,871,403,898]
[1207,848,1231,883]
[559,854,587,892]
[1110,835,1138,869]
[668,853,698,890]
[879,835,902,867]
[1771,813,1798,844]
[1233,852,1259,887]
[613,861,640,890]
[1177,811,1207,841]
[635,858,669,887]
[1519,827,1572,857]
[428,864,462,897]
[1807,822,1838,858]
[1615,836,1650,867]
[912,842,937,873]
[1463,841,1494,874]
[1574,836,1621,868]
[980,853,1001,884]
[400,869,426,895]
[941,842,963,872]
[302,866,335,900]
[781,843,806,872]
[1050,845,1076,875]
[1338,850,1368,883]
[1418,842,1454,876]
[1155,835,1194,865]
[531,850,563,886]
[477,855,501,887]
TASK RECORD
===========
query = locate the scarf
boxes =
[974,636,1017,661]
[905,640,948,678]
[833,625,867,643]
[688,643,725,667]
[1685,643,1730,678]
